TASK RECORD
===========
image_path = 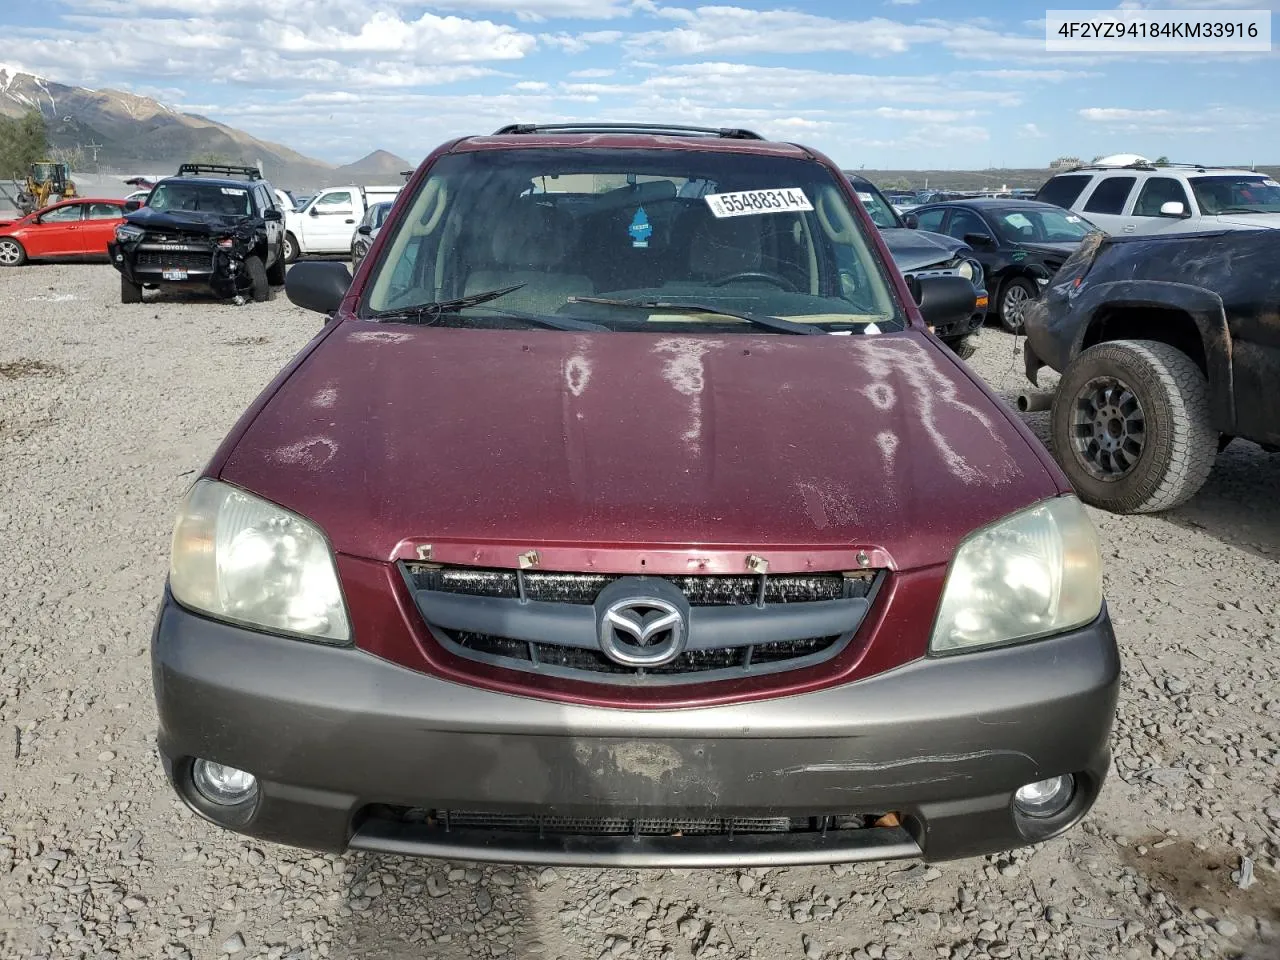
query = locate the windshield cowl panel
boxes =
[360,147,907,335]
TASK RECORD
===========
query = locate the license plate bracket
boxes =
[162,268,188,281]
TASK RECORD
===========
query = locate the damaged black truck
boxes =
[1023,229,1280,514]
[108,163,287,304]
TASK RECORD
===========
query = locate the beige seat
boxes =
[465,204,593,315]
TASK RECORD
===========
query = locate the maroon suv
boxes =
[153,123,1119,867]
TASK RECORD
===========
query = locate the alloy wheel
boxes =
[0,240,21,265]
[1001,283,1030,328]
[1070,376,1146,480]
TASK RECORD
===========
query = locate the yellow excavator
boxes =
[16,161,77,215]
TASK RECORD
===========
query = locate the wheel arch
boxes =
[1072,280,1233,432]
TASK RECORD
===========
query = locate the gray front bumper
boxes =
[152,596,1119,866]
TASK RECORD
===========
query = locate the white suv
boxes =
[1035,162,1280,236]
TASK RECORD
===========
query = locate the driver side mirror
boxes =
[903,213,919,229]
[264,208,282,222]
[963,232,996,249]
[911,275,977,328]
[356,224,372,236]
[123,200,142,213]
[1159,200,1188,218]
[286,261,352,315]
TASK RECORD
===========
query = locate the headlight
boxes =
[169,479,350,643]
[115,224,144,241]
[959,258,983,288]
[930,496,1102,655]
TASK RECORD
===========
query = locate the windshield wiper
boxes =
[1216,207,1266,215]
[566,296,825,335]
[369,284,607,332]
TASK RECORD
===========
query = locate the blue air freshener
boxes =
[629,207,652,248]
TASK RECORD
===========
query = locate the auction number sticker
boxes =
[705,188,813,218]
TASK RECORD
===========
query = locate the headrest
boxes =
[491,203,570,269]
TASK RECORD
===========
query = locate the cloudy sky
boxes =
[2,0,1278,169]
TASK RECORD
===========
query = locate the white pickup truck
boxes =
[283,184,401,262]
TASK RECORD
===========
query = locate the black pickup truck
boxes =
[108,163,287,304]
[1023,228,1279,514]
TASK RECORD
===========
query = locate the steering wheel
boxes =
[708,271,797,292]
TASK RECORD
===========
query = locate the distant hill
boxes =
[852,164,1280,192]
[0,65,397,191]
[333,149,413,183]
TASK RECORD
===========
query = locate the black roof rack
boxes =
[176,162,262,180]
[491,122,765,141]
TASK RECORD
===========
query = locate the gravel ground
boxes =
[1,264,1278,960]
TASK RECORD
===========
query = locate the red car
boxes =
[152,123,1118,867]
[0,197,126,266]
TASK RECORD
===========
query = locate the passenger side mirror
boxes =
[912,275,977,328]
[1159,201,1188,218]
[286,261,352,315]
[123,200,142,213]
[356,224,372,236]
[264,208,282,222]
[963,232,996,249]
[903,213,919,229]
[309,206,321,217]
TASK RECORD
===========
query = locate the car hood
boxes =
[1015,241,1081,260]
[123,205,250,235]
[1212,212,1280,230]
[877,227,964,272]
[220,326,1056,571]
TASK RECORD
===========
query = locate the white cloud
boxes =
[1020,122,1047,138]
[628,8,951,56]
[1080,107,1173,121]
[969,68,1101,82]
[423,0,637,20]
[560,62,1021,108]
[513,80,550,91]
[541,29,625,52]
[567,67,616,78]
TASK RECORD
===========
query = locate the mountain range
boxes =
[0,65,410,191]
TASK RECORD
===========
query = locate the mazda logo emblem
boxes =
[596,582,689,667]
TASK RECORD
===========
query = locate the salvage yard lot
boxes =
[1,264,1278,960]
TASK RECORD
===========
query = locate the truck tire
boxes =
[283,232,300,264]
[121,275,143,304]
[943,335,977,360]
[245,255,270,302]
[1050,339,1217,514]
[266,251,287,286]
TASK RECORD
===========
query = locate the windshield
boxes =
[364,148,902,334]
[1188,175,1280,214]
[147,181,252,216]
[991,207,1093,243]
[845,177,900,230]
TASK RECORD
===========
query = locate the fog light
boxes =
[1013,774,1074,818]
[192,759,258,805]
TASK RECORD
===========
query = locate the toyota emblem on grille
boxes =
[596,581,689,667]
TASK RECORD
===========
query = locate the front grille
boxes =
[452,632,842,675]
[136,250,213,272]
[406,566,856,606]
[373,806,885,838]
[403,563,882,685]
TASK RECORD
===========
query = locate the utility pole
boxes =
[86,141,102,163]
